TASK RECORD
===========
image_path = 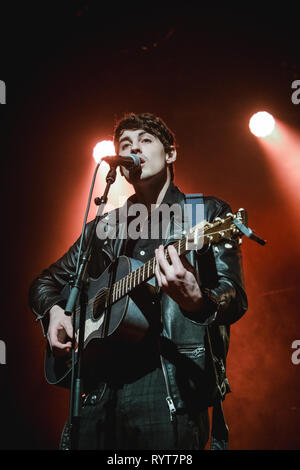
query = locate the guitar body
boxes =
[45,256,157,388]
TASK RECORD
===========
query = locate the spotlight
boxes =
[93,140,115,163]
[249,111,275,138]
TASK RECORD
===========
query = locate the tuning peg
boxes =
[226,212,233,217]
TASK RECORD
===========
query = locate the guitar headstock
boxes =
[187,208,248,249]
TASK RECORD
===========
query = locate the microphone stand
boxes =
[64,161,118,450]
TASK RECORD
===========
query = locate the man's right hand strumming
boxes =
[47,305,74,356]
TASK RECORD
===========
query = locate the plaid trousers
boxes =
[60,366,209,450]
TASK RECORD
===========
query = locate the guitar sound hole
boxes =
[92,289,108,319]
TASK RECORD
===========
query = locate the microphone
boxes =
[101,153,143,170]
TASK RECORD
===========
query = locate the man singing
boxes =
[29,112,248,450]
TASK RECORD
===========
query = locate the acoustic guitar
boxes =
[45,209,247,387]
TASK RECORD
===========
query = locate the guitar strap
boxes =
[184,193,229,450]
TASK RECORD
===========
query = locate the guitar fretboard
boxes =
[91,211,245,309]
[111,235,191,303]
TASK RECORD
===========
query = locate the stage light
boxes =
[249,112,275,137]
[93,140,115,163]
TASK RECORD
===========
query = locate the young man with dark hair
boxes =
[29,112,247,450]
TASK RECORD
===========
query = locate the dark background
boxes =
[1,2,300,450]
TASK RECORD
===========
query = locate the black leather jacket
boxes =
[29,183,248,411]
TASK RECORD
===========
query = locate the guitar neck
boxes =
[111,236,189,303]
[96,209,246,305]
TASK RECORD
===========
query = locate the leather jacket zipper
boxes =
[159,352,177,421]
[157,338,176,422]
[177,345,205,358]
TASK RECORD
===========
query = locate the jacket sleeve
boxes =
[28,220,104,335]
[191,197,248,326]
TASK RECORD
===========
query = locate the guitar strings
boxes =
[106,223,233,303]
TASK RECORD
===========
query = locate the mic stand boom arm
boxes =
[64,162,117,450]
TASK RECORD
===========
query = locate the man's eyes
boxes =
[120,138,152,150]
[121,142,131,150]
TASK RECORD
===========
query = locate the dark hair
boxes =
[113,112,176,180]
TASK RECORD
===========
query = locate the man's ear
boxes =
[166,146,177,164]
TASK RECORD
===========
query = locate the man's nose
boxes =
[131,143,142,154]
